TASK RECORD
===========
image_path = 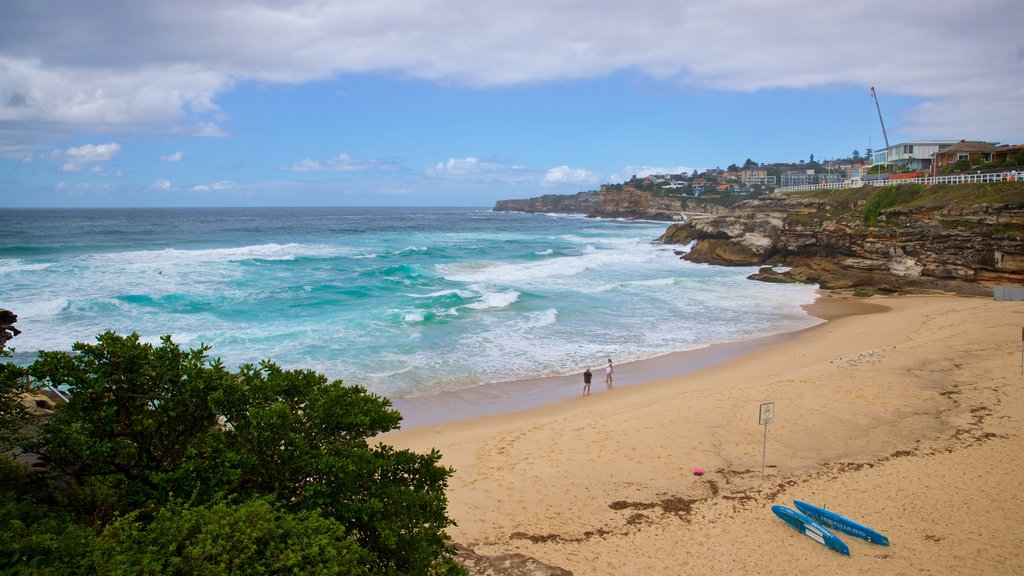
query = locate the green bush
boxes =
[3,332,466,575]
[90,499,370,576]
[862,185,922,223]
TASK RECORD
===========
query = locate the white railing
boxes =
[776,171,1021,193]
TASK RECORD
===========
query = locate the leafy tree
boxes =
[743,158,758,169]
[89,499,370,576]
[27,333,231,518]
[15,332,464,575]
[852,150,861,159]
[0,355,30,453]
[209,360,458,575]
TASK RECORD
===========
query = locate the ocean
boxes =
[0,207,820,411]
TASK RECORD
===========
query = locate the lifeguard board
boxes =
[794,500,890,546]
[772,505,850,556]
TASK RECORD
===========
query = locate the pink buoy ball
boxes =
[692,467,705,476]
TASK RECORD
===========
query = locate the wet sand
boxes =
[383,292,1024,575]
[391,294,878,430]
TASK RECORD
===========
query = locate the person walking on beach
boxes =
[582,366,593,396]
[605,358,614,389]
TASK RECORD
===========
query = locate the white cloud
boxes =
[192,181,236,192]
[427,157,492,177]
[166,121,228,138]
[425,157,535,184]
[148,179,172,189]
[280,153,403,173]
[611,165,698,182]
[1,1,1021,149]
[542,165,602,186]
[55,180,111,190]
[60,142,121,172]
[159,151,183,162]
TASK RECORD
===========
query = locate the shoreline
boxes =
[384,293,1024,575]
[391,291,883,431]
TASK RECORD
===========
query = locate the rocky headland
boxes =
[494,187,730,220]
[660,184,1023,295]
[496,182,1024,295]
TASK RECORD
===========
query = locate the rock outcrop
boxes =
[1,308,19,350]
[495,187,717,221]
[658,189,1024,295]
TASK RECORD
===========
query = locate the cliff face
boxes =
[588,188,685,220]
[495,187,702,220]
[494,191,603,215]
[658,192,1024,295]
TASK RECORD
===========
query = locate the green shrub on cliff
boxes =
[862,185,923,223]
[2,332,465,576]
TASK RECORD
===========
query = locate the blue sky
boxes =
[1,0,1021,208]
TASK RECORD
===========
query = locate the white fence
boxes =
[776,170,1021,193]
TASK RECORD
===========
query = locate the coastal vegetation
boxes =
[0,333,465,575]
[790,182,1024,225]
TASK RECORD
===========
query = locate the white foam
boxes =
[527,308,558,328]
[465,289,520,310]
[439,255,590,284]
[5,298,69,320]
[138,333,200,347]
[403,310,426,323]
[84,243,351,269]
[396,246,428,254]
[0,259,54,274]
[407,289,473,299]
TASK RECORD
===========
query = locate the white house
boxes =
[870,141,959,171]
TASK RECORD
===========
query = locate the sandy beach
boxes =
[383,292,1024,575]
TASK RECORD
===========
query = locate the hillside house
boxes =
[740,169,776,186]
[931,141,1024,170]
[871,140,958,171]
[989,144,1024,164]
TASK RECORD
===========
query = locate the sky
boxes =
[1,0,1022,208]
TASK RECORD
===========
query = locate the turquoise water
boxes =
[0,207,820,399]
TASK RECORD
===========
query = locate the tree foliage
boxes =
[0,354,30,453]
[3,332,465,575]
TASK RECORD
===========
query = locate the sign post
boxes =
[759,402,775,479]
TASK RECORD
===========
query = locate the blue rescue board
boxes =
[794,500,890,546]
[772,505,850,556]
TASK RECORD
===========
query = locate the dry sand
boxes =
[383,293,1024,575]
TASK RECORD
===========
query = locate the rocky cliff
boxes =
[657,183,1024,295]
[494,191,603,215]
[494,187,734,220]
[586,188,687,220]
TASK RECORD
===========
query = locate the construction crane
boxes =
[870,86,889,149]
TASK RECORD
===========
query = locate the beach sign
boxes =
[760,402,774,478]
